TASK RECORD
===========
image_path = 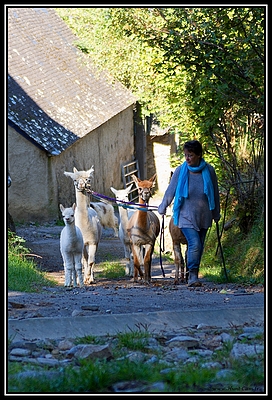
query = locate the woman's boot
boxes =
[188,269,202,287]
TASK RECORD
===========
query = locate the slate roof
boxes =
[7,7,136,155]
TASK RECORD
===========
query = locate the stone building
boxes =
[7,7,137,223]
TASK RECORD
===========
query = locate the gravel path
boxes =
[8,223,264,320]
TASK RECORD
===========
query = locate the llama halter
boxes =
[74,176,93,193]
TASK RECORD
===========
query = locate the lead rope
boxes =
[88,189,158,211]
[159,215,165,277]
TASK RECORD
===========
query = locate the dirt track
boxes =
[8,223,264,321]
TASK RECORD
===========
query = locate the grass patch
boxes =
[201,214,264,285]
[8,231,57,292]
[74,335,104,345]
[115,324,152,351]
[96,261,126,279]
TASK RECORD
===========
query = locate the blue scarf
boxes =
[173,158,215,225]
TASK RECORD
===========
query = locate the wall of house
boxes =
[8,105,135,224]
[8,126,58,223]
[55,106,135,213]
[146,132,177,195]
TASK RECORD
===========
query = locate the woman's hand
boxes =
[158,204,166,215]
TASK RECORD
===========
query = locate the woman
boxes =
[158,140,221,287]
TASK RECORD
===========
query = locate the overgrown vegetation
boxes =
[201,206,264,284]
[7,230,57,292]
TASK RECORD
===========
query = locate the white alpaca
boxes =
[59,203,84,287]
[89,201,119,237]
[110,184,135,276]
[64,166,102,284]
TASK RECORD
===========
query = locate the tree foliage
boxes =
[56,6,265,233]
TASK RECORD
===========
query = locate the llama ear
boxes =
[64,171,74,179]
[150,174,157,187]
[110,187,117,195]
[59,204,64,212]
[126,183,133,192]
[131,174,140,186]
[88,166,94,175]
[73,167,78,173]
[72,203,76,211]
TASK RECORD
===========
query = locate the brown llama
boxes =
[127,174,160,283]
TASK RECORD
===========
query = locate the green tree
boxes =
[106,7,265,233]
[56,6,265,233]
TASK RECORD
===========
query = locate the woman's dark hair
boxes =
[183,140,203,157]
